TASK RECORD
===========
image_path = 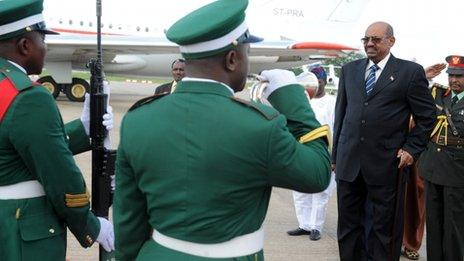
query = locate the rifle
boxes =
[88,0,116,260]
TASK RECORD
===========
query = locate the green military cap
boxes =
[0,0,58,41]
[446,55,464,75]
[166,0,262,59]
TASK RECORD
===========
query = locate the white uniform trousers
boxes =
[292,173,336,231]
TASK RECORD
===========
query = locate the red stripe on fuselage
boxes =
[291,42,357,51]
[51,28,126,36]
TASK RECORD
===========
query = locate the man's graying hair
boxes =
[385,24,394,37]
[171,58,185,69]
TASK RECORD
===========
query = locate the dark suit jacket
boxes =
[155,81,173,95]
[333,55,436,186]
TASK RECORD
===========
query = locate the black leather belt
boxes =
[432,134,464,147]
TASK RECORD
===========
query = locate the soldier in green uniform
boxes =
[0,0,115,260]
[418,55,464,261]
[113,0,331,260]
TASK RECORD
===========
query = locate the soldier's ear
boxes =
[224,49,239,72]
[16,36,33,56]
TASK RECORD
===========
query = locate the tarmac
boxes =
[60,82,426,260]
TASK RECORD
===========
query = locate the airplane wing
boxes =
[45,34,357,66]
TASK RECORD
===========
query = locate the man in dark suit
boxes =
[418,55,464,261]
[155,58,185,94]
[333,21,436,261]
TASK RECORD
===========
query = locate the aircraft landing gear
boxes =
[37,76,60,99]
[37,76,89,102]
[65,78,89,102]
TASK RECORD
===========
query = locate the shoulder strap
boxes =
[0,69,36,122]
[0,77,19,121]
[231,97,279,120]
[129,92,169,112]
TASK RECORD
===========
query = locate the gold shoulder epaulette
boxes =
[129,92,169,111]
[65,190,90,208]
[299,125,332,150]
[431,83,451,99]
[231,97,278,120]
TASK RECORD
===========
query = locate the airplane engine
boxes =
[105,55,148,73]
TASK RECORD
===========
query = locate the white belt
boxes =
[152,227,264,258]
[0,180,45,199]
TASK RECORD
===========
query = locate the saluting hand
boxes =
[397,149,413,169]
[425,63,446,80]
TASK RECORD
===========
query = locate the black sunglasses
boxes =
[361,36,385,44]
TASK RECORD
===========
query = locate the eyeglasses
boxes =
[361,36,385,44]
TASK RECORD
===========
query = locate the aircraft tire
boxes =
[65,78,89,102]
[37,76,60,99]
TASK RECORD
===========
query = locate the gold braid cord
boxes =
[299,125,332,150]
[65,190,90,208]
[430,115,448,145]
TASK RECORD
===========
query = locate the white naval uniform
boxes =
[293,94,336,231]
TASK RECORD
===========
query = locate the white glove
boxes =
[260,69,298,99]
[80,82,113,136]
[80,93,91,135]
[96,217,115,252]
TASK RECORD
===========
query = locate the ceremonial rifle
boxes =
[88,0,116,260]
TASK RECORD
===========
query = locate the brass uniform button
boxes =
[86,235,93,245]
[49,228,55,234]
[437,148,441,152]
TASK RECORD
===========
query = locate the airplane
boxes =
[40,0,367,101]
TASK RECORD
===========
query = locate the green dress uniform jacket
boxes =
[114,80,331,260]
[418,86,464,260]
[0,58,100,260]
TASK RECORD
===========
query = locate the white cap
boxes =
[296,71,319,88]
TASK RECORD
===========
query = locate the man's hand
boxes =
[260,69,298,99]
[397,149,413,168]
[425,63,446,80]
[80,94,114,135]
[96,217,115,252]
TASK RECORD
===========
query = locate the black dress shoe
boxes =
[309,229,321,241]
[287,228,311,236]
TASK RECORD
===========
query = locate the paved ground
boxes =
[59,82,427,260]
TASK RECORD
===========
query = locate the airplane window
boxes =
[145,27,149,32]
[69,20,73,25]
[89,22,93,27]
[118,26,122,30]
[59,19,63,24]
[109,24,113,29]
[101,23,104,28]
[136,26,141,32]
[80,21,84,26]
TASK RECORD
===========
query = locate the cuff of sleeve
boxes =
[75,212,100,248]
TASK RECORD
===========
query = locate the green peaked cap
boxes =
[166,0,262,59]
[0,0,58,40]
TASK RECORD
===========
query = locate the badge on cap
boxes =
[445,55,464,75]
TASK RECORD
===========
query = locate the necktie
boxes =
[171,81,177,93]
[452,95,459,105]
[365,64,380,94]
